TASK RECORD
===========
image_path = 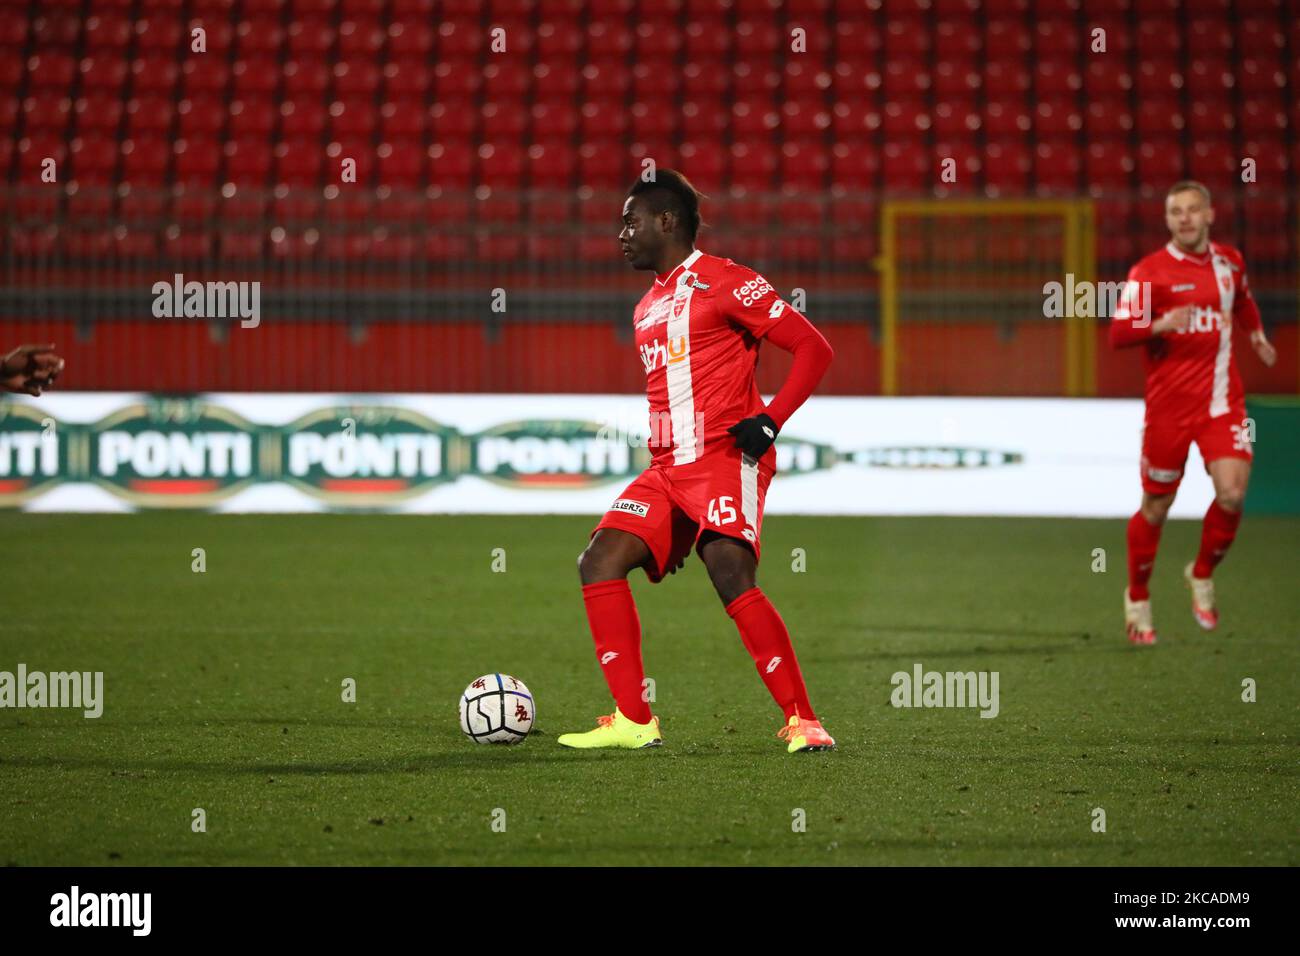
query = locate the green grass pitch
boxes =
[1,512,1296,866]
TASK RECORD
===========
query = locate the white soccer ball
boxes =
[459,674,535,744]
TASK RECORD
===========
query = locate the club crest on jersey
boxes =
[672,290,689,318]
[1219,273,1232,293]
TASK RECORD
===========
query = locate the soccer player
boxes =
[1109,181,1277,644]
[557,170,836,752]
[1,343,64,395]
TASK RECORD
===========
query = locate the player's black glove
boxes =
[727,413,779,459]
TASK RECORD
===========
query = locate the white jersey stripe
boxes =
[666,271,698,465]
[1209,254,1235,418]
[739,453,759,534]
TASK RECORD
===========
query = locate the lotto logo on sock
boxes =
[765,656,783,673]
[600,652,619,665]
[610,498,650,517]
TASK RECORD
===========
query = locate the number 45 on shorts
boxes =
[707,496,756,542]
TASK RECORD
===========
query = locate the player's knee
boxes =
[1141,494,1175,525]
[576,544,612,584]
[704,553,755,605]
[1216,486,1246,513]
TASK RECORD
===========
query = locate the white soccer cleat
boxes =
[1184,562,1219,631]
[1124,588,1157,646]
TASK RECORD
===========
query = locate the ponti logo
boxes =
[90,398,258,507]
[282,405,454,505]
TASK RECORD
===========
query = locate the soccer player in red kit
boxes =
[1109,181,1277,645]
[557,170,836,752]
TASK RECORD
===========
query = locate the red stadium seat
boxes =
[1187,99,1235,137]
[124,94,176,138]
[330,96,379,138]
[176,95,225,139]
[1034,100,1082,139]
[235,17,286,56]
[932,100,979,137]
[280,97,327,139]
[829,141,880,188]
[83,14,132,50]
[80,54,129,93]
[430,101,477,139]
[1086,99,1136,138]
[481,101,529,140]
[982,140,1031,194]
[427,142,475,187]
[172,136,221,185]
[380,99,428,140]
[287,18,334,58]
[526,141,577,188]
[376,140,426,187]
[230,57,282,97]
[120,135,173,185]
[1033,140,1082,194]
[228,97,277,139]
[577,141,626,189]
[779,141,829,190]
[282,59,330,96]
[433,61,483,100]
[73,92,124,135]
[1185,59,1235,98]
[730,99,778,139]
[983,98,1030,138]
[1135,140,1186,185]
[1132,98,1182,138]
[934,61,979,97]
[68,133,119,183]
[881,140,930,192]
[27,53,77,90]
[224,138,274,185]
[882,98,930,137]
[388,20,435,58]
[276,140,326,186]
[338,18,385,56]
[334,60,381,96]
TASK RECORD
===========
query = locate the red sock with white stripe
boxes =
[1193,501,1242,578]
[581,579,653,724]
[725,587,815,721]
[1126,510,1163,601]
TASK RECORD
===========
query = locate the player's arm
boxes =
[719,271,833,456]
[1231,260,1277,367]
[1108,265,1188,347]
[1,343,64,395]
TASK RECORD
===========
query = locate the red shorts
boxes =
[592,446,776,583]
[1140,410,1253,495]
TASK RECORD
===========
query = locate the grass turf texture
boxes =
[1,513,1296,867]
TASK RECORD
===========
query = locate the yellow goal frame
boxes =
[876,199,1097,396]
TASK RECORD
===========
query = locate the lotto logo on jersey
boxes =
[732,276,774,307]
[1174,307,1226,334]
[639,335,688,373]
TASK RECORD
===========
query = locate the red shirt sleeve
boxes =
[716,262,790,339]
[757,311,834,430]
[1231,257,1262,335]
[1108,263,1156,349]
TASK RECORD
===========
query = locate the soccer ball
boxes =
[459,673,535,744]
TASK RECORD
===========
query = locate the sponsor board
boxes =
[1,393,1271,517]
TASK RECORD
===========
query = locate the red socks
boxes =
[725,587,815,721]
[581,581,816,725]
[580,579,653,724]
[1193,501,1242,578]
[1126,510,1163,601]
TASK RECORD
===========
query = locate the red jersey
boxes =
[1110,241,1262,426]
[632,249,796,465]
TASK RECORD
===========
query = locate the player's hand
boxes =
[727,413,779,459]
[1,343,64,395]
[1152,306,1193,336]
[1250,329,1277,368]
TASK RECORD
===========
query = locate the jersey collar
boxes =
[1166,240,1212,265]
[654,249,704,287]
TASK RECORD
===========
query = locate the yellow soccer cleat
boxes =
[557,707,663,749]
[1183,562,1219,631]
[777,714,836,753]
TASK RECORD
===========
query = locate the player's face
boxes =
[619,197,663,270]
[1165,190,1214,251]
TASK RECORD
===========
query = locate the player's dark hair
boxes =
[627,169,705,241]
